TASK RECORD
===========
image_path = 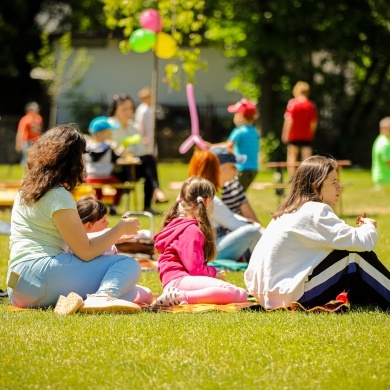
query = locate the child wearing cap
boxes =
[206,99,259,191]
[210,147,261,225]
[84,116,123,215]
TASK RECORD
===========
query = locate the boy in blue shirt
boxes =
[207,99,259,191]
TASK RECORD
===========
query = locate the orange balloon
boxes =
[154,32,177,59]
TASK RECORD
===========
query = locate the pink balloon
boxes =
[140,9,162,33]
[179,84,208,154]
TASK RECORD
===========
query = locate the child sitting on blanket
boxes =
[77,196,153,305]
[152,176,247,307]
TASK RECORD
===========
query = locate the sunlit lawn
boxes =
[1,163,390,390]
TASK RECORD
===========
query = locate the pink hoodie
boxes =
[154,217,217,287]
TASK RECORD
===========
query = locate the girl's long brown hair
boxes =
[163,176,217,262]
[20,124,86,205]
[272,155,337,219]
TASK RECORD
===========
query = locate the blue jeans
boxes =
[7,253,141,308]
[216,224,261,261]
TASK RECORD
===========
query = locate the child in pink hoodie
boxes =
[152,176,247,307]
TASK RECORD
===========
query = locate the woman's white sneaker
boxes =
[78,292,141,314]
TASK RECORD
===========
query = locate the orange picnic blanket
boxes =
[6,299,349,314]
[143,300,349,314]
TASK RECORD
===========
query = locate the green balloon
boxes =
[129,28,156,53]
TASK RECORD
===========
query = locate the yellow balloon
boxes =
[155,32,177,59]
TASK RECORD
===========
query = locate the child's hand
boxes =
[216,270,227,281]
[356,213,377,228]
[119,216,140,235]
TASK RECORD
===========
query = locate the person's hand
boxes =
[216,270,227,281]
[355,212,366,225]
[118,216,140,235]
[356,212,377,228]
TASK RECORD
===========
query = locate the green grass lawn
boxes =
[1,163,390,390]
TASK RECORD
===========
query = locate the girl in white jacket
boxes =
[245,155,390,310]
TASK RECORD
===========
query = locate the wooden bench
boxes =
[0,180,139,211]
[72,181,139,211]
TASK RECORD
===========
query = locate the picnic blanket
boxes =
[208,259,248,271]
[6,300,349,314]
[5,292,349,314]
[144,300,349,314]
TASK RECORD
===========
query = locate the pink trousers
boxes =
[165,275,247,304]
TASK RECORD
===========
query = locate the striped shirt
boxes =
[222,179,248,215]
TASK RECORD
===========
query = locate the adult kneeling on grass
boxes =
[7,124,150,314]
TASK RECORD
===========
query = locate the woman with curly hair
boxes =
[7,124,148,314]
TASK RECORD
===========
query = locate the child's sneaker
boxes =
[78,291,141,314]
[54,292,84,315]
[151,287,184,308]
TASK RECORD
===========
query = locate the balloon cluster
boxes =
[129,9,177,59]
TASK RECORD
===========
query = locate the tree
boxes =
[101,0,390,164]
[101,0,208,89]
[0,0,107,117]
[204,0,390,164]
[29,32,93,126]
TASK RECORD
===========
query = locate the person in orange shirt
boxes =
[15,102,43,165]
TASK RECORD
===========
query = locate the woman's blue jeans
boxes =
[216,224,261,261]
[7,253,141,308]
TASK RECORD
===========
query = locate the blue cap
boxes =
[210,147,247,165]
[89,116,120,134]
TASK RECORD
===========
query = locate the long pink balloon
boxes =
[179,83,208,154]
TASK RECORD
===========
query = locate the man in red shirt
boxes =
[281,82,318,179]
[15,102,43,165]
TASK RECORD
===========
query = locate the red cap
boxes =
[227,99,257,119]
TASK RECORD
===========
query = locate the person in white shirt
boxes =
[134,87,168,207]
[245,155,390,310]
[109,93,167,215]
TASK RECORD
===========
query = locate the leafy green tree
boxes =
[101,0,208,89]
[101,0,390,164]
[0,0,107,116]
[29,32,93,126]
[205,0,390,164]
